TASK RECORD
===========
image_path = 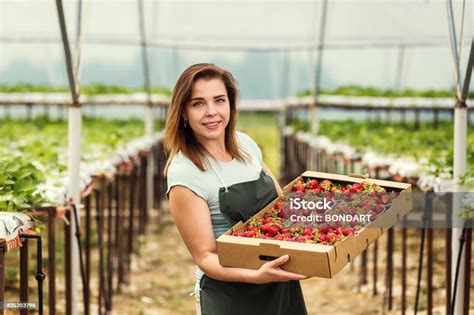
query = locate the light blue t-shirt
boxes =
[166,131,264,238]
[165,131,265,295]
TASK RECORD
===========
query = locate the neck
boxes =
[198,138,231,161]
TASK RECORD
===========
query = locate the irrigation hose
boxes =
[414,193,432,314]
[71,203,89,315]
[450,220,468,315]
[19,233,46,315]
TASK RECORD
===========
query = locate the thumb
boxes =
[269,255,289,267]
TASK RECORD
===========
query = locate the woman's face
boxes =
[183,78,230,143]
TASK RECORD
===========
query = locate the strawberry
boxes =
[261,223,271,234]
[306,179,319,189]
[296,236,307,242]
[318,234,327,242]
[246,225,258,232]
[267,225,280,237]
[245,230,256,238]
[293,181,306,192]
[319,223,329,234]
[274,202,284,210]
[277,209,288,219]
[263,217,274,224]
[342,228,354,236]
[274,234,285,241]
[319,179,333,191]
[327,232,336,242]
[303,227,314,236]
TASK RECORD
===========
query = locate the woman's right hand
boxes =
[251,255,308,284]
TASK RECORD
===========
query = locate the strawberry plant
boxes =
[0,116,162,212]
[0,159,48,211]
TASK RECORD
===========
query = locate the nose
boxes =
[206,102,218,116]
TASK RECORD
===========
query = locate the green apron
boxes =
[200,160,307,315]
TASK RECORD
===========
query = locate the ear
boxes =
[181,113,187,120]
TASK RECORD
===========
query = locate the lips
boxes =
[203,121,221,129]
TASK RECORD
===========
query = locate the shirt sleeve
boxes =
[165,159,208,201]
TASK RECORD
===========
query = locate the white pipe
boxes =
[145,105,154,218]
[310,105,319,136]
[452,107,467,314]
[145,105,154,136]
[67,106,81,315]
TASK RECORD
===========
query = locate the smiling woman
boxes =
[163,64,307,315]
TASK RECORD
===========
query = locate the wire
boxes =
[457,0,466,64]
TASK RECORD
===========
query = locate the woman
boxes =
[164,63,308,315]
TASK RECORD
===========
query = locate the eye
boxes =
[192,102,203,107]
[216,98,225,103]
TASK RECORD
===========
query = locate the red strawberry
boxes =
[267,225,280,237]
[293,182,306,192]
[306,179,319,189]
[327,232,336,242]
[318,234,327,242]
[263,217,274,224]
[261,223,271,234]
[246,225,258,232]
[320,224,329,234]
[342,228,354,236]
[303,227,314,236]
[274,202,284,210]
[277,210,288,219]
[245,230,256,238]
[274,234,285,241]
[319,179,333,191]
[296,236,307,242]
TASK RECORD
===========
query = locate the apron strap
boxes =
[208,154,262,192]
[209,161,229,192]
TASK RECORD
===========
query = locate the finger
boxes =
[267,255,289,267]
[275,269,308,281]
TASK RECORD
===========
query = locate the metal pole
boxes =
[55,1,82,313]
[138,0,154,135]
[73,0,85,86]
[138,0,155,217]
[313,0,328,98]
[310,0,328,137]
[395,45,405,91]
[0,243,5,315]
[446,1,471,313]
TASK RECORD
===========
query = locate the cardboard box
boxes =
[216,171,412,278]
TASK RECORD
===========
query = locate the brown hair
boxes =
[163,63,249,175]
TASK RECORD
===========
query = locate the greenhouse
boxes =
[0,0,473,314]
